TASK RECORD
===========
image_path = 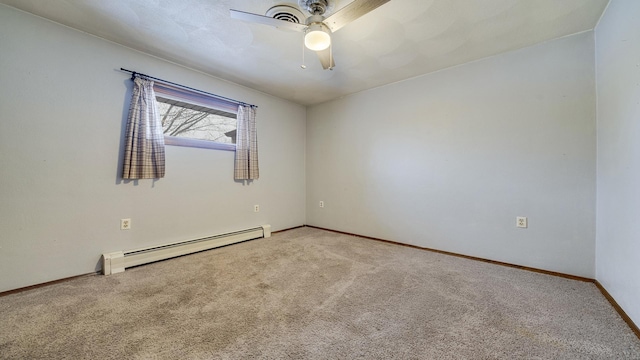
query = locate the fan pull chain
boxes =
[301,35,307,69]
[329,41,333,70]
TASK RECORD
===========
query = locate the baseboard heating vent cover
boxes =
[102,225,271,275]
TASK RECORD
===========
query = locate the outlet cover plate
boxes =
[121,218,131,230]
[516,216,527,228]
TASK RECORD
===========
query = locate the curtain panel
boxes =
[234,105,259,180]
[122,76,166,179]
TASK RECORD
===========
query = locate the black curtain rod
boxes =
[120,68,257,108]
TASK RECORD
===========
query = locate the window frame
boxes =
[154,82,239,151]
[163,136,236,151]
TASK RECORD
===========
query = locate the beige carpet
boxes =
[1,227,638,359]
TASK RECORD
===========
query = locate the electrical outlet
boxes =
[319,201,324,208]
[254,205,260,212]
[120,218,131,230]
[516,216,527,228]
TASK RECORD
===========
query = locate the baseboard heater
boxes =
[102,225,271,275]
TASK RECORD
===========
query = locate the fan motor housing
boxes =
[298,0,333,15]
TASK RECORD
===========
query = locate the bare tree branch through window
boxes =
[157,101,236,144]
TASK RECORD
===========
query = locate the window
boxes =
[154,82,239,151]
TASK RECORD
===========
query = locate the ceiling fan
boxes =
[230,0,390,70]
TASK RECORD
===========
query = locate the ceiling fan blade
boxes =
[324,0,390,32]
[230,9,307,32]
[316,48,335,70]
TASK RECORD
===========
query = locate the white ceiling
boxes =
[1,0,609,106]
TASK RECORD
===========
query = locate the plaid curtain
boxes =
[234,105,259,180]
[122,76,166,179]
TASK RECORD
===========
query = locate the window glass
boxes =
[158,99,236,144]
[154,84,238,151]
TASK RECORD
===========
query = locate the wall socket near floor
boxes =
[516,216,527,228]
[319,201,324,208]
[120,218,131,230]
[254,205,260,212]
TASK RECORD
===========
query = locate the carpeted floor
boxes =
[1,227,639,359]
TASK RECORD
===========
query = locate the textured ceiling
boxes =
[1,0,609,105]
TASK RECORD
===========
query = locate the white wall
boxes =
[307,32,597,277]
[0,5,306,292]
[595,0,640,326]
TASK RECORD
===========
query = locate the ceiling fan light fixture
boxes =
[304,23,331,51]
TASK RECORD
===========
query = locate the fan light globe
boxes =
[305,24,331,51]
